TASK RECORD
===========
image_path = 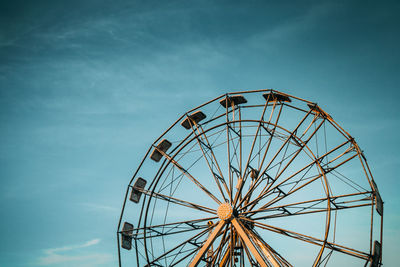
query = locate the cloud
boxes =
[247,2,336,49]
[37,239,112,266]
[44,239,100,254]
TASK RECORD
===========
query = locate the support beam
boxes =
[190,220,226,267]
[231,218,279,267]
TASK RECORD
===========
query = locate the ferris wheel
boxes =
[117,89,383,266]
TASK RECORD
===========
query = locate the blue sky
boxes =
[0,0,399,266]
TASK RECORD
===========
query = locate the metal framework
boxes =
[117,89,383,266]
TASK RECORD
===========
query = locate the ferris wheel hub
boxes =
[217,203,234,220]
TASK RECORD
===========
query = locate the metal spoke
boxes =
[131,217,218,239]
[233,95,273,206]
[189,220,226,267]
[155,147,222,204]
[262,151,359,210]
[237,105,284,209]
[224,95,233,202]
[267,118,326,193]
[185,114,230,202]
[240,139,354,212]
[243,110,316,211]
[146,227,212,266]
[136,188,217,215]
[232,218,280,267]
[245,191,373,219]
[248,219,370,261]
[237,107,310,209]
[210,224,230,265]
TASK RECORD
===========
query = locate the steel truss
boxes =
[117,89,383,266]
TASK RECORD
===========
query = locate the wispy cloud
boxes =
[37,239,112,266]
[44,239,100,254]
[247,2,336,49]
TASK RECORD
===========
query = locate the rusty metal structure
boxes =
[117,89,383,266]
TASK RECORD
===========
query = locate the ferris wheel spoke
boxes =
[199,125,232,200]
[274,138,352,188]
[224,96,234,202]
[137,217,217,240]
[157,242,200,267]
[242,241,259,266]
[298,112,320,140]
[139,188,216,215]
[169,247,199,266]
[146,226,212,266]
[210,224,230,265]
[257,104,284,169]
[246,116,324,212]
[232,218,271,267]
[234,97,273,206]
[237,104,284,209]
[189,220,226,267]
[243,191,372,219]
[225,107,245,204]
[241,163,317,212]
[257,109,313,183]
[211,225,234,266]
[266,118,325,192]
[240,139,356,211]
[251,201,372,220]
[185,116,230,202]
[250,229,293,267]
[238,109,312,210]
[155,148,222,204]
[259,152,359,210]
[236,106,243,180]
[232,218,290,267]
[244,162,318,213]
[249,220,370,261]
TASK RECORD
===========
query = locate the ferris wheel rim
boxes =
[117,89,383,267]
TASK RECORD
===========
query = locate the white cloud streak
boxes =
[37,239,112,266]
[44,238,100,254]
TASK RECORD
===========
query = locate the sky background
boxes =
[0,0,399,266]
